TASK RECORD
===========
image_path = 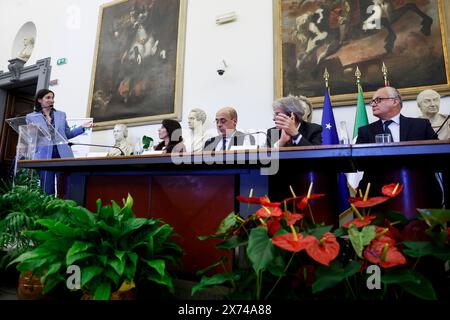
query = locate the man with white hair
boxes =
[267,95,322,148]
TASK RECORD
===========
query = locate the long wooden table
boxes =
[18,140,450,276]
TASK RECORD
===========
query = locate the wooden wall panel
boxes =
[85,176,151,217]
[150,175,235,276]
[85,174,235,277]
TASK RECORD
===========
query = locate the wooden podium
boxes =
[18,141,450,276]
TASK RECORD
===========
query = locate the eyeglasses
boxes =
[371,97,397,105]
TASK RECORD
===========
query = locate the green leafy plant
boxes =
[192,183,341,300]
[10,194,183,300]
[142,135,154,150]
[0,170,77,268]
[192,182,450,300]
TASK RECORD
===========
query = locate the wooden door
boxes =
[0,90,35,180]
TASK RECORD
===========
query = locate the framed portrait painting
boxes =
[273,0,450,106]
[87,0,187,130]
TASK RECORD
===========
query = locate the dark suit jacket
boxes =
[356,115,437,144]
[203,131,256,151]
[356,115,441,202]
[266,122,323,147]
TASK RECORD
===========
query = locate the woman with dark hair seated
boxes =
[154,119,186,153]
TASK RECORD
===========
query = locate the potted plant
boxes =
[192,182,450,300]
[142,135,154,151]
[0,170,79,299]
[10,194,184,300]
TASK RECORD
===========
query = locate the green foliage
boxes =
[403,241,450,260]
[0,171,77,267]
[417,209,450,228]
[246,228,274,273]
[348,225,376,258]
[312,261,361,294]
[142,136,153,150]
[192,273,240,296]
[10,194,183,300]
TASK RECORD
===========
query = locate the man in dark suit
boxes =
[356,86,442,208]
[267,95,322,148]
[357,86,437,143]
[203,106,255,151]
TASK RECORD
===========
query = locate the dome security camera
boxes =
[217,60,228,76]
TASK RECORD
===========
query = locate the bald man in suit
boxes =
[204,106,255,151]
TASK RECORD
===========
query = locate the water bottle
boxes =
[339,121,350,144]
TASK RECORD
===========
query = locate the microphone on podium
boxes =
[67,142,124,156]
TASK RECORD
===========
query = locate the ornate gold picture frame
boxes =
[87,0,186,130]
[274,0,450,106]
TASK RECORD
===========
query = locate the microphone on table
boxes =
[67,142,124,156]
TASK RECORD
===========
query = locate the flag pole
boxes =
[355,66,362,86]
[324,67,330,89]
[382,62,390,87]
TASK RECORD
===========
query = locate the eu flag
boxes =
[321,88,339,144]
[320,88,350,214]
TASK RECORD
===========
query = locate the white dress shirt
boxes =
[382,114,400,142]
[215,131,237,151]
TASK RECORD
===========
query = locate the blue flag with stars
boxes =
[320,87,350,214]
[321,88,339,144]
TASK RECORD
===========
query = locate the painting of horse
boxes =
[274,0,450,106]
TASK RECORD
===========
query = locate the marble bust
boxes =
[417,89,450,140]
[107,124,134,156]
[17,37,35,61]
[187,108,211,152]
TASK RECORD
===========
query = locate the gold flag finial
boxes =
[324,68,330,88]
[382,62,389,86]
[355,66,362,84]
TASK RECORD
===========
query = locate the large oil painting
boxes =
[87,0,186,129]
[274,0,450,106]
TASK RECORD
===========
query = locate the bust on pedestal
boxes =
[417,89,450,140]
[107,124,134,156]
[187,108,211,152]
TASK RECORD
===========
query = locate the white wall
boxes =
[1,0,449,150]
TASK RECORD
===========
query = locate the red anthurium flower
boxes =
[284,212,304,226]
[260,198,281,208]
[282,196,303,203]
[364,240,407,268]
[236,195,264,204]
[381,183,403,198]
[267,219,281,237]
[343,215,376,228]
[305,232,340,266]
[374,226,396,246]
[297,194,325,210]
[348,196,389,208]
[256,206,282,219]
[272,233,316,252]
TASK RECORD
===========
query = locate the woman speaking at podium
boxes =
[26,89,93,195]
